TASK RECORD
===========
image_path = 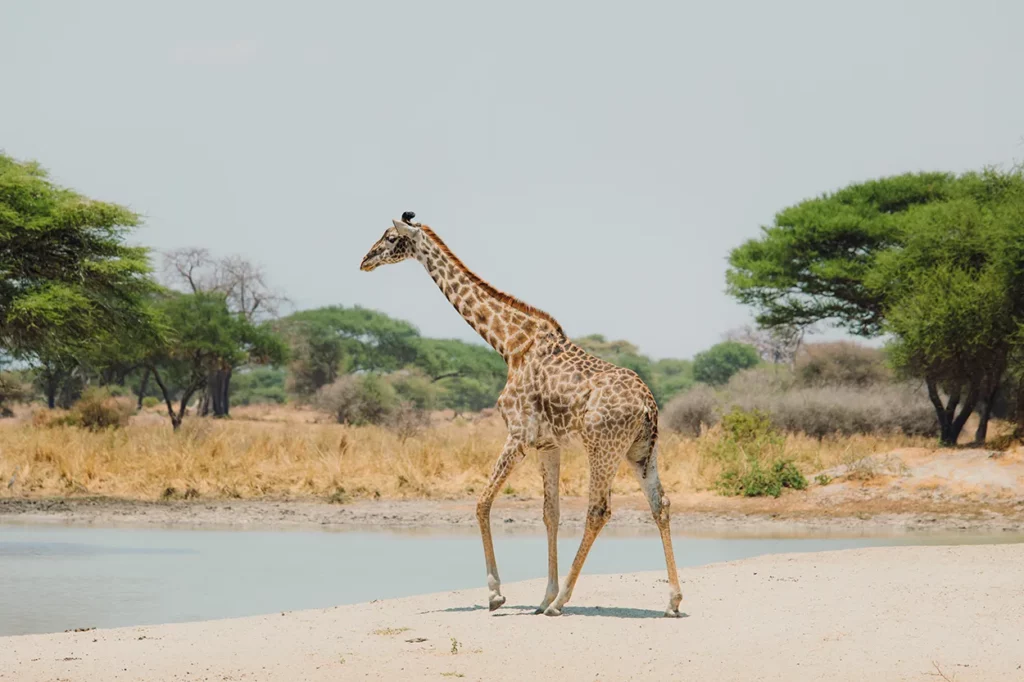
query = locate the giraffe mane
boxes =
[418,224,566,337]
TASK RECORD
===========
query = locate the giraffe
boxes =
[360,212,682,617]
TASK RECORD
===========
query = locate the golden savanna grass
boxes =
[0,405,932,502]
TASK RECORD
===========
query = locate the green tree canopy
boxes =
[693,341,761,386]
[147,292,286,429]
[727,172,959,335]
[0,153,155,357]
[727,167,1024,444]
[277,305,422,395]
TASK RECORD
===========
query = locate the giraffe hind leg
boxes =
[628,446,683,617]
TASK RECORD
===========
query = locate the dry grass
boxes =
[0,406,934,502]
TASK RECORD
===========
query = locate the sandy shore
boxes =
[3,495,1024,535]
[2,543,1022,681]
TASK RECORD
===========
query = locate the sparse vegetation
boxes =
[662,348,938,440]
[0,405,926,501]
[703,409,807,498]
[372,627,410,636]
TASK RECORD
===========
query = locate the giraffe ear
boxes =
[392,218,416,236]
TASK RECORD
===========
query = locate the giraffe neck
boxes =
[413,226,564,360]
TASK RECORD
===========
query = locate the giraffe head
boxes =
[359,212,420,272]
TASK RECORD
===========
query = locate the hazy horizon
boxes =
[2,1,1022,359]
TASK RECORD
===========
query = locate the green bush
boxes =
[705,408,807,498]
[231,367,287,406]
[141,396,160,409]
[693,341,761,386]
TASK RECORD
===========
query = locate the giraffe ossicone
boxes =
[360,214,683,617]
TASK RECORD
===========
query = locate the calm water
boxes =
[1,523,1021,636]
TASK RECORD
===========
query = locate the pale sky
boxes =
[2,1,1021,358]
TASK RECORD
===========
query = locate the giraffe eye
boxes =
[386,235,397,243]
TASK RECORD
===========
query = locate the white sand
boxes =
[2,544,1022,681]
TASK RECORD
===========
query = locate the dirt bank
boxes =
[2,493,1023,535]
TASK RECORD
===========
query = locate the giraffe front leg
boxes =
[535,448,561,614]
[476,437,526,611]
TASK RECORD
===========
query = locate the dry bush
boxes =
[314,374,399,425]
[662,361,936,439]
[71,388,136,430]
[387,402,431,443]
[0,372,29,418]
[795,341,891,387]
[662,385,719,436]
[731,384,937,439]
[726,366,795,394]
[30,388,136,431]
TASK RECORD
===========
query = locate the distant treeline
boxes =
[6,151,1024,444]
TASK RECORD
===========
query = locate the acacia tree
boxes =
[276,306,422,397]
[146,292,286,430]
[0,153,156,396]
[161,249,286,417]
[728,167,1024,444]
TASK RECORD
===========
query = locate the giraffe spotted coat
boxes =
[360,215,682,617]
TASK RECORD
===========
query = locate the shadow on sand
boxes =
[422,604,688,620]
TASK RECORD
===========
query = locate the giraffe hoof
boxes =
[664,608,681,618]
[488,595,506,612]
[543,605,562,617]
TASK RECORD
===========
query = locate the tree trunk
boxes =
[177,387,199,428]
[927,377,981,447]
[1015,375,1024,440]
[209,368,232,418]
[149,366,184,432]
[198,388,211,417]
[136,368,151,409]
[974,379,1002,444]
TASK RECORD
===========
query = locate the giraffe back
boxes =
[498,332,659,454]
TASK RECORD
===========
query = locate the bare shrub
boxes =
[0,372,29,417]
[795,342,891,388]
[732,384,937,438]
[662,385,719,436]
[661,363,937,439]
[726,366,795,395]
[387,402,431,442]
[314,374,400,426]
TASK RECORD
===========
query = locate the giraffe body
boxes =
[360,215,682,617]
